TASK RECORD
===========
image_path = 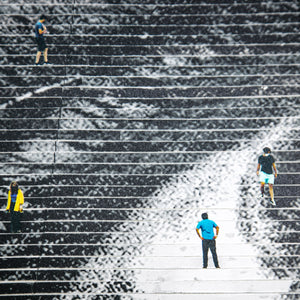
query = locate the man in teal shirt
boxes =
[196,213,220,268]
[35,15,49,65]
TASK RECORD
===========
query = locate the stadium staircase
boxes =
[0,0,299,299]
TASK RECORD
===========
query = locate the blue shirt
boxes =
[11,194,17,203]
[196,219,218,240]
[35,21,44,38]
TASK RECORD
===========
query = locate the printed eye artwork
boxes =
[0,1,299,299]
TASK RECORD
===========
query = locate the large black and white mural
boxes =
[0,0,299,299]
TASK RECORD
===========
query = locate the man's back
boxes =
[258,154,275,174]
[197,219,217,240]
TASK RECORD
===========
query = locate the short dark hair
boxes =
[202,213,208,220]
[40,15,46,21]
[263,147,271,154]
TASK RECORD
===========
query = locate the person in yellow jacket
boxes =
[6,181,24,233]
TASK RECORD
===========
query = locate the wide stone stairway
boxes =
[0,0,299,299]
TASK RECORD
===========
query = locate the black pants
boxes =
[202,239,219,268]
[10,203,21,233]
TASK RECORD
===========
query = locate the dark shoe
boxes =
[203,267,207,269]
[216,266,220,269]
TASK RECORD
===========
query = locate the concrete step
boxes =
[1,12,299,26]
[1,85,298,98]
[1,2,299,16]
[0,139,299,157]
[0,106,299,119]
[0,150,299,167]
[3,128,299,142]
[2,52,300,66]
[1,65,300,77]
[1,23,299,36]
[0,113,298,129]
[1,32,300,47]
[0,279,296,295]
[0,255,299,271]
[1,74,299,88]
[0,242,299,258]
[1,218,299,233]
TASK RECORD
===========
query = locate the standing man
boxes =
[35,15,50,65]
[6,182,24,233]
[256,147,278,206]
[196,213,220,269]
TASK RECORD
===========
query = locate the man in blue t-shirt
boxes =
[196,213,220,269]
[34,15,50,65]
[256,147,278,206]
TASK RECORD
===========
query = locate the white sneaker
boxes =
[269,198,276,206]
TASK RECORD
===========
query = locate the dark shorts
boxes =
[36,37,47,52]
